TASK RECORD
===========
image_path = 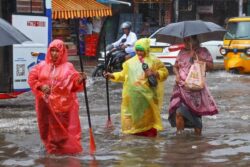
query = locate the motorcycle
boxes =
[92,39,127,77]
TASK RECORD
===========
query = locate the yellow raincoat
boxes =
[111,38,168,134]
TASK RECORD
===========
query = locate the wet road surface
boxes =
[0,69,250,167]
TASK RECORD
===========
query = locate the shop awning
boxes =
[52,0,112,19]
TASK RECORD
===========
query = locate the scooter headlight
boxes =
[245,48,250,55]
[220,48,227,55]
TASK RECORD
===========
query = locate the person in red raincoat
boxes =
[28,39,86,154]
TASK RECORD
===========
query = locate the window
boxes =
[225,22,250,40]
[16,0,44,14]
[179,0,193,12]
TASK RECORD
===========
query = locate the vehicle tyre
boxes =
[92,66,105,77]
[166,66,173,74]
[229,68,239,74]
[164,63,174,74]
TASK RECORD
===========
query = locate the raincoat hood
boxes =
[45,39,68,65]
[135,38,150,57]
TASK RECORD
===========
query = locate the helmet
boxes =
[120,21,132,30]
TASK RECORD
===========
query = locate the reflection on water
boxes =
[0,71,250,167]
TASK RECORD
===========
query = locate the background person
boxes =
[92,17,102,34]
[112,21,137,60]
[28,39,86,154]
[138,22,151,38]
[104,38,168,137]
[168,35,218,136]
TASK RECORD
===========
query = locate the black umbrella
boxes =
[153,20,226,44]
[0,18,31,46]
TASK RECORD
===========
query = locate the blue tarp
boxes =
[97,0,131,6]
[97,0,111,3]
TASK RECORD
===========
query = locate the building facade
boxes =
[104,0,250,40]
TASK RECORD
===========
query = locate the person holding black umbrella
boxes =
[28,39,86,154]
[168,35,218,136]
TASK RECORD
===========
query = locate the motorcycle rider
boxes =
[112,21,137,60]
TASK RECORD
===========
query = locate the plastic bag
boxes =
[184,60,206,91]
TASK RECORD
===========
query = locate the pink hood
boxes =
[45,39,68,65]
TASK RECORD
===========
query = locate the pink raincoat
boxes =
[28,39,84,154]
[168,47,218,116]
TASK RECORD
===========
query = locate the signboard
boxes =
[12,15,48,91]
[12,15,48,44]
[197,5,213,14]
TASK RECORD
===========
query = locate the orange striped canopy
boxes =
[52,0,112,19]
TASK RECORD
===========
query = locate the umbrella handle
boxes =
[189,38,199,60]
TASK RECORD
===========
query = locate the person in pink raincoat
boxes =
[28,39,86,154]
[168,35,218,136]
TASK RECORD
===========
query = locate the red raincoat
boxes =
[28,39,84,154]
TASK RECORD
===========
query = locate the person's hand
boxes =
[144,69,158,78]
[175,74,181,84]
[120,44,127,50]
[190,50,197,61]
[40,85,50,95]
[111,47,117,52]
[103,71,114,79]
[196,59,205,64]
[78,72,87,84]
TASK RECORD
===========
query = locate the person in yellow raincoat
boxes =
[104,38,168,137]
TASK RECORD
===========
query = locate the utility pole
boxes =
[239,0,243,16]
[174,0,179,22]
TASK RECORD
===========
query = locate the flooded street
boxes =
[0,69,250,167]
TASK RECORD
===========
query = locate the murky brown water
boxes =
[0,69,250,167]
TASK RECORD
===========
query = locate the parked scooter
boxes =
[92,39,127,77]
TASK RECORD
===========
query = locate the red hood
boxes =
[45,39,68,65]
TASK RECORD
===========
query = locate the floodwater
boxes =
[0,69,250,167]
